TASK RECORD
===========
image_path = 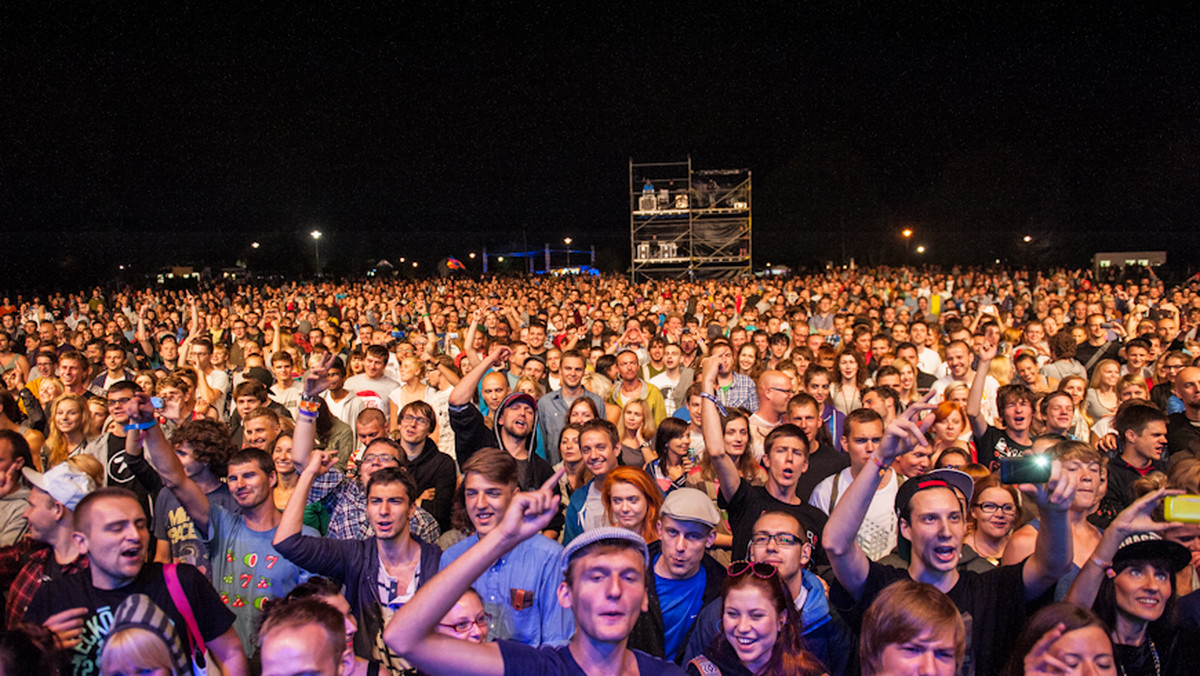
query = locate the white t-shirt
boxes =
[809,467,899,561]
[344,374,400,412]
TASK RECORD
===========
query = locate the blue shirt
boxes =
[655,557,707,660]
[441,533,574,646]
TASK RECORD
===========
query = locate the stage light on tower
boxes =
[564,237,572,266]
[1023,235,1032,243]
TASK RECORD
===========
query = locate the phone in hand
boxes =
[150,396,164,409]
[999,454,1052,484]
[1164,496,1200,523]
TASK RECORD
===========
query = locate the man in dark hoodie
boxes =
[448,344,554,492]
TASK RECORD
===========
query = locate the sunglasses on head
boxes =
[727,561,778,579]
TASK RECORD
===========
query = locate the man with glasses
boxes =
[290,356,440,543]
[683,510,853,674]
[749,370,791,458]
[395,400,456,532]
[1075,313,1123,377]
[101,381,161,522]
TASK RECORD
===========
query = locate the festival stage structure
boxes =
[629,158,752,281]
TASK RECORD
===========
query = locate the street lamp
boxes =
[251,241,260,249]
[469,252,476,259]
[916,245,926,254]
[564,237,573,267]
[310,230,322,276]
[901,228,913,264]
[1023,235,1032,243]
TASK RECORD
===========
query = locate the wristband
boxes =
[873,456,891,470]
[298,399,321,414]
[124,420,157,431]
[300,394,321,404]
[1091,555,1112,570]
[699,392,727,416]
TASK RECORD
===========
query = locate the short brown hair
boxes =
[860,580,965,676]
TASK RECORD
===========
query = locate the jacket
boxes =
[275,532,441,660]
[628,540,727,663]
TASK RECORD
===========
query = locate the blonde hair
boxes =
[100,627,178,676]
[987,356,1013,387]
[619,398,656,445]
[44,394,96,471]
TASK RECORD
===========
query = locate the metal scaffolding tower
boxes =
[629,157,752,281]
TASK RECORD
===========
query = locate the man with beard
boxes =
[134,393,316,654]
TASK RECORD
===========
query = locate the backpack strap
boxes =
[829,471,842,508]
[164,563,207,668]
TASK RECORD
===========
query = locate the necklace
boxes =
[1117,638,1160,676]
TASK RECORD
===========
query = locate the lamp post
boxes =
[564,237,572,267]
[310,230,322,276]
[901,228,913,264]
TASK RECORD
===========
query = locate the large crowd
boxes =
[0,265,1198,676]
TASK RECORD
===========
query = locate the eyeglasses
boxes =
[976,502,1017,515]
[728,561,778,579]
[766,387,792,396]
[362,453,399,465]
[438,613,491,634]
[401,414,431,426]
[750,532,804,548]
[107,396,132,408]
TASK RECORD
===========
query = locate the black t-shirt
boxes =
[498,641,686,676]
[26,562,235,676]
[830,559,1041,676]
[974,426,1032,471]
[106,436,162,520]
[719,481,828,566]
[795,442,851,503]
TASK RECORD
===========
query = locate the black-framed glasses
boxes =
[438,613,491,633]
[750,532,804,548]
[728,561,778,579]
[976,502,1017,515]
[107,396,132,408]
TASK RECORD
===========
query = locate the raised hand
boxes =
[1024,459,1078,515]
[496,468,565,546]
[877,390,937,467]
[1110,487,1183,538]
[303,352,339,398]
[1022,623,1072,676]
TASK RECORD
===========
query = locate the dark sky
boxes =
[3,5,1198,289]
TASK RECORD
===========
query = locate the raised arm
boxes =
[825,396,935,600]
[1065,487,1179,607]
[1019,460,1079,601]
[125,394,211,533]
[965,339,997,439]
[449,344,510,408]
[699,356,742,502]
[273,449,335,545]
[384,469,563,676]
[291,353,337,470]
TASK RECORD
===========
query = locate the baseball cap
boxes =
[1112,532,1191,573]
[894,469,975,516]
[660,488,721,528]
[23,462,96,511]
[499,392,537,412]
[560,526,650,577]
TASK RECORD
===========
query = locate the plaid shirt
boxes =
[4,540,88,628]
[309,469,440,543]
[718,372,759,411]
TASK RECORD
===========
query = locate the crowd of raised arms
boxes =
[0,265,1198,676]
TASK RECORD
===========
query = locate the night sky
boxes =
[3,5,1198,290]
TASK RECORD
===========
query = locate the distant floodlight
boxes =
[901,228,913,238]
[469,252,476,259]
[251,242,260,249]
[310,230,322,240]
[1023,235,1032,243]
[916,245,926,254]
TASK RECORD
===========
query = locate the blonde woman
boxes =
[40,394,98,471]
[617,398,657,466]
